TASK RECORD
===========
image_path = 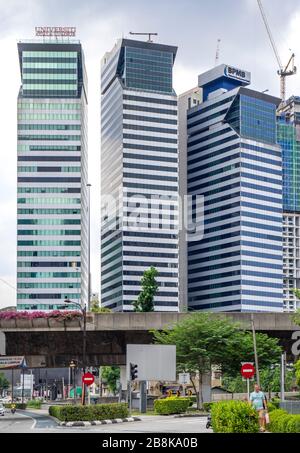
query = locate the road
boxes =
[0,410,212,433]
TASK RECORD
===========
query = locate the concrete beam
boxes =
[0,312,298,332]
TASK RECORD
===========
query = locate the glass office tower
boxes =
[187,64,283,312]
[278,96,300,311]
[101,38,179,311]
[17,38,88,310]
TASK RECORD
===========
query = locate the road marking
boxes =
[17,411,37,430]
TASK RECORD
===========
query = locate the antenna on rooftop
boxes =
[129,32,158,43]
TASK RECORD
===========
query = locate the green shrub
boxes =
[154,397,190,415]
[27,400,42,409]
[269,409,300,433]
[270,397,280,409]
[49,403,128,422]
[269,409,287,432]
[286,415,300,433]
[211,400,259,433]
[267,401,278,412]
[4,403,27,410]
[203,402,214,412]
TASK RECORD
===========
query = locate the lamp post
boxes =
[65,298,87,404]
[86,183,92,310]
[69,360,77,404]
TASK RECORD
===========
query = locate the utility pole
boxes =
[11,369,14,403]
[87,183,92,310]
[251,314,260,386]
[280,352,286,401]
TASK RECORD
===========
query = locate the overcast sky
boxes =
[0,0,300,308]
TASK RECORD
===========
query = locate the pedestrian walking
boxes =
[249,384,268,432]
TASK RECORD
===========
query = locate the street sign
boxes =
[179,373,190,385]
[0,356,27,370]
[241,363,255,379]
[82,372,94,386]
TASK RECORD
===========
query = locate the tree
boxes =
[133,267,159,312]
[101,366,120,395]
[222,374,246,394]
[152,313,282,409]
[295,360,300,386]
[292,290,300,326]
[0,373,9,396]
[90,299,111,313]
[222,366,295,397]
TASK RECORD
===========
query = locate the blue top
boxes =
[250,391,266,410]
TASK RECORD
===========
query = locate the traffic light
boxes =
[130,363,138,381]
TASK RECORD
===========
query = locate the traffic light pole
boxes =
[139,380,147,413]
[128,380,132,415]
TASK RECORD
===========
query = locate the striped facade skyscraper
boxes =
[17,37,88,310]
[278,96,300,311]
[101,38,179,311]
[186,64,283,312]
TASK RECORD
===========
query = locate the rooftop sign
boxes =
[35,27,76,37]
[224,65,251,84]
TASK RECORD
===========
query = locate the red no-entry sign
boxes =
[82,372,94,386]
[241,363,255,379]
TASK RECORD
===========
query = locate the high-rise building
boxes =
[101,38,179,311]
[178,88,202,311]
[277,96,300,311]
[186,64,283,312]
[17,36,88,310]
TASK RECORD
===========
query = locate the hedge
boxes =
[269,409,300,433]
[49,403,129,422]
[154,397,190,415]
[27,400,42,409]
[211,400,259,433]
[203,402,214,412]
[4,403,27,410]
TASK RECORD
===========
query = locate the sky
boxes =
[0,0,300,308]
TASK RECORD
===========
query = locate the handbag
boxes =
[265,411,270,425]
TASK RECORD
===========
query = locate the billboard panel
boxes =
[126,344,176,381]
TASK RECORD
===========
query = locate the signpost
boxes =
[179,373,190,385]
[179,373,190,396]
[240,362,255,399]
[82,372,94,386]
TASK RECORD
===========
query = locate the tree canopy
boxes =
[152,312,282,407]
[133,266,159,312]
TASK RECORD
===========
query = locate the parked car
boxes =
[0,404,5,416]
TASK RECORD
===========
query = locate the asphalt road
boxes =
[0,410,212,433]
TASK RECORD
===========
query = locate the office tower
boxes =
[178,88,202,311]
[17,35,88,310]
[186,64,283,312]
[278,96,300,311]
[101,38,179,311]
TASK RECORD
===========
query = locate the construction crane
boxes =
[129,31,158,43]
[215,38,221,66]
[257,0,296,101]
